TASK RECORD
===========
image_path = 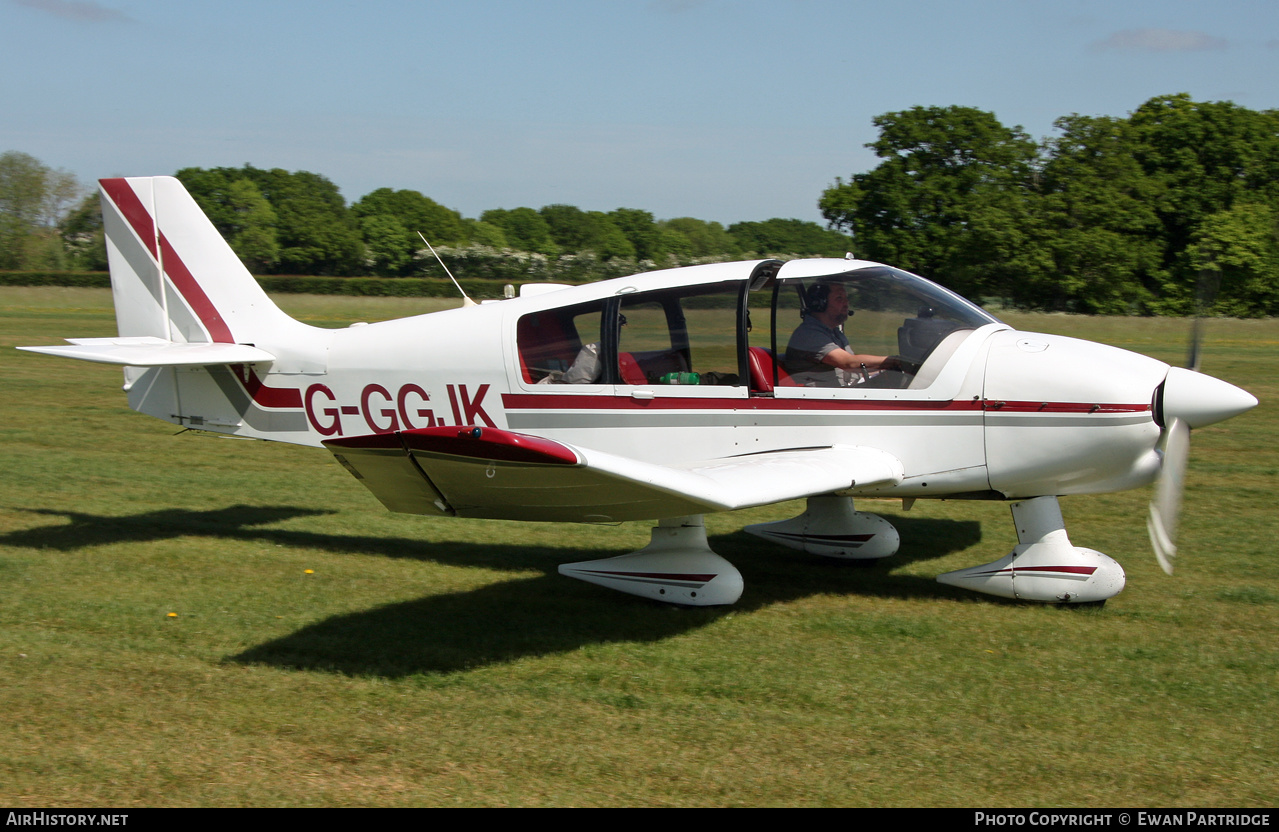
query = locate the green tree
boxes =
[539,204,593,251]
[659,218,742,259]
[180,166,364,275]
[461,218,509,248]
[608,208,663,262]
[176,168,280,272]
[59,192,107,271]
[1029,114,1163,312]
[223,179,280,272]
[1127,94,1279,313]
[584,212,637,261]
[353,189,466,243]
[1185,202,1279,317]
[240,167,363,275]
[358,214,414,275]
[176,167,244,231]
[820,105,1044,298]
[481,207,559,257]
[540,204,635,260]
[727,218,851,258]
[0,151,81,269]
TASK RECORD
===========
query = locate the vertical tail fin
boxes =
[89,176,326,445]
[99,176,301,345]
[22,175,326,446]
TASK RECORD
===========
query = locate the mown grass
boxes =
[1,288,1275,806]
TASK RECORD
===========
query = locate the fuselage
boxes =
[125,258,1196,503]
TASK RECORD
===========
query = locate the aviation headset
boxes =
[802,281,849,317]
[803,282,831,314]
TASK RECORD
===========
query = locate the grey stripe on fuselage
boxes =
[985,414,1152,428]
[205,366,309,432]
[506,410,985,430]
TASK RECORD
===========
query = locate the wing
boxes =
[324,426,904,522]
[18,337,275,367]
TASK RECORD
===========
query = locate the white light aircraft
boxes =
[19,177,1259,606]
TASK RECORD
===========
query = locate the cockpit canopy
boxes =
[774,264,1000,389]
[516,262,999,392]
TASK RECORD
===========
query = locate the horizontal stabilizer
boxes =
[18,337,275,367]
[326,425,904,522]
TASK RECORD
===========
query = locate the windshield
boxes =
[774,265,998,390]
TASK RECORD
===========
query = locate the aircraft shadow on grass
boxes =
[5,504,983,676]
[6,505,335,551]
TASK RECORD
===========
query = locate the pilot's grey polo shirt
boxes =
[784,316,849,387]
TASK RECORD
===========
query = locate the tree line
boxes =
[0,151,95,271]
[822,94,1279,316]
[3,92,1277,315]
[173,165,855,276]
[0,156,854,279]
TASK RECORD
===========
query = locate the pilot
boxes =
[785,281,898,387]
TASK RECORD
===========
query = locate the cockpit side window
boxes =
[774,266,996,390]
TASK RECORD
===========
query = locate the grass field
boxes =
[1,288,1275,807]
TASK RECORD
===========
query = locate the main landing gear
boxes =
[558,516,744,606]
[557,496,898,607]
[557,495,1125,606]
[743,494,901,560]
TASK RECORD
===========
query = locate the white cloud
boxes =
[12,0,133,23]
[1091,28,1228,53]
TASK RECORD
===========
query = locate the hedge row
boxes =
[0,271,112,288]
[256,275,521,299]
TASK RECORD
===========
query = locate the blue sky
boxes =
[2,0,1275,225]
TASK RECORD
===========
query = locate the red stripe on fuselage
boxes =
[230,365,303,409]
[986,401,1150,414]
[100,178,234,344]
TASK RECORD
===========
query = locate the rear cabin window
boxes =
[618,282,743,385]
[516,300,607,384]
[516,281,746,387]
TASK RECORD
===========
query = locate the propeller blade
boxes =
[1186,316,1203,373]
[1186,266,1220,372]
[1148,417,1190,575]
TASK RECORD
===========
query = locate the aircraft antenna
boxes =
[418,232,477,307]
